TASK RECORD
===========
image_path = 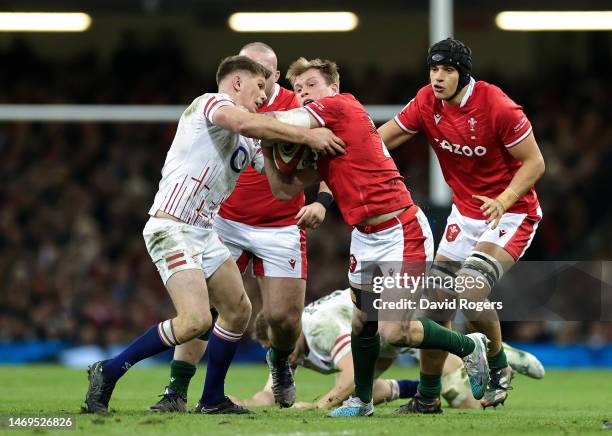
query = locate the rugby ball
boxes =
[272,142,318,175]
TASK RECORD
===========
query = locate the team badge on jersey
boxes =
[445,224,461,242]
[468,117,477,131]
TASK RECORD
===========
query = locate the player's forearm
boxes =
[317,181,332,195]
[238,113,311,145]
[315,375,355,409]
[498,132,545,210]
[242,390,275,407]
[372,379,394,405]
[378,120,414,151]
[497,156,545,210]
[312,181,334,212]
[510,155,545,196]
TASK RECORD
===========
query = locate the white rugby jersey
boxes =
[148,93,264,228]
[298,288,413,374]
[299,289,353,374]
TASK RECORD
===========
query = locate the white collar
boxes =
[266,83,280,107]
[441,76,475,109]
[459,77,476,108]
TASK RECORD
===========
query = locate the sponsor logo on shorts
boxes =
[288,258,296,269]
[499,229,507,237]
[446,224,461,242]
[349,254,357,273]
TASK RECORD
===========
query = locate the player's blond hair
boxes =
[286,57,340,87]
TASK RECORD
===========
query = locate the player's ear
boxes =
[232,74,242,92]
[274,70,281,83]
[330,82,339,93]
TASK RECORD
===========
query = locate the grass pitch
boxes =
[0,364,610,435]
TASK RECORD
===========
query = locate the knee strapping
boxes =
[159,319,180,346]
[458,251,503,290]
[430,262,457,281]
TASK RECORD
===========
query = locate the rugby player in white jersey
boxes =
[234,289,544,410]
[147,42,334,413]
[83,55,344,415]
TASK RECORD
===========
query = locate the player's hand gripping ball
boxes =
[272,142,318,175]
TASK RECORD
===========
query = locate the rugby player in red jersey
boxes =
[262,57,492,417]
[378,38,545,412]
[147,43,334,412]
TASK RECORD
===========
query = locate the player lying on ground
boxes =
[148,42,334,414]
[234,289,545,410]
[377,38,545,412]
[145,289,544,413]
[83,55,344,415]
[260,57,492,417]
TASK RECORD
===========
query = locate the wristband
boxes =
[508,187,520,199]
[315,192,334,210]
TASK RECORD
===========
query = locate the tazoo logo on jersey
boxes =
[437,139,487,157]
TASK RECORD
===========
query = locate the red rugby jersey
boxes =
[305,93,413,226]
[218,84,305,226]
[394,79,539,219]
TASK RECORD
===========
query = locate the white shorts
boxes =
[437,204,542,262]
[143,216,231,284]
[213,216,307,280]
[348,207,434,286]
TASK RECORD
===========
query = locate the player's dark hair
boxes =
[286,57,340,87]
[216,55,272,85]
[252,311,270,342]
[427,38,472,100]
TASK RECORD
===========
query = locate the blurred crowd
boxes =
[0,36,610,346]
